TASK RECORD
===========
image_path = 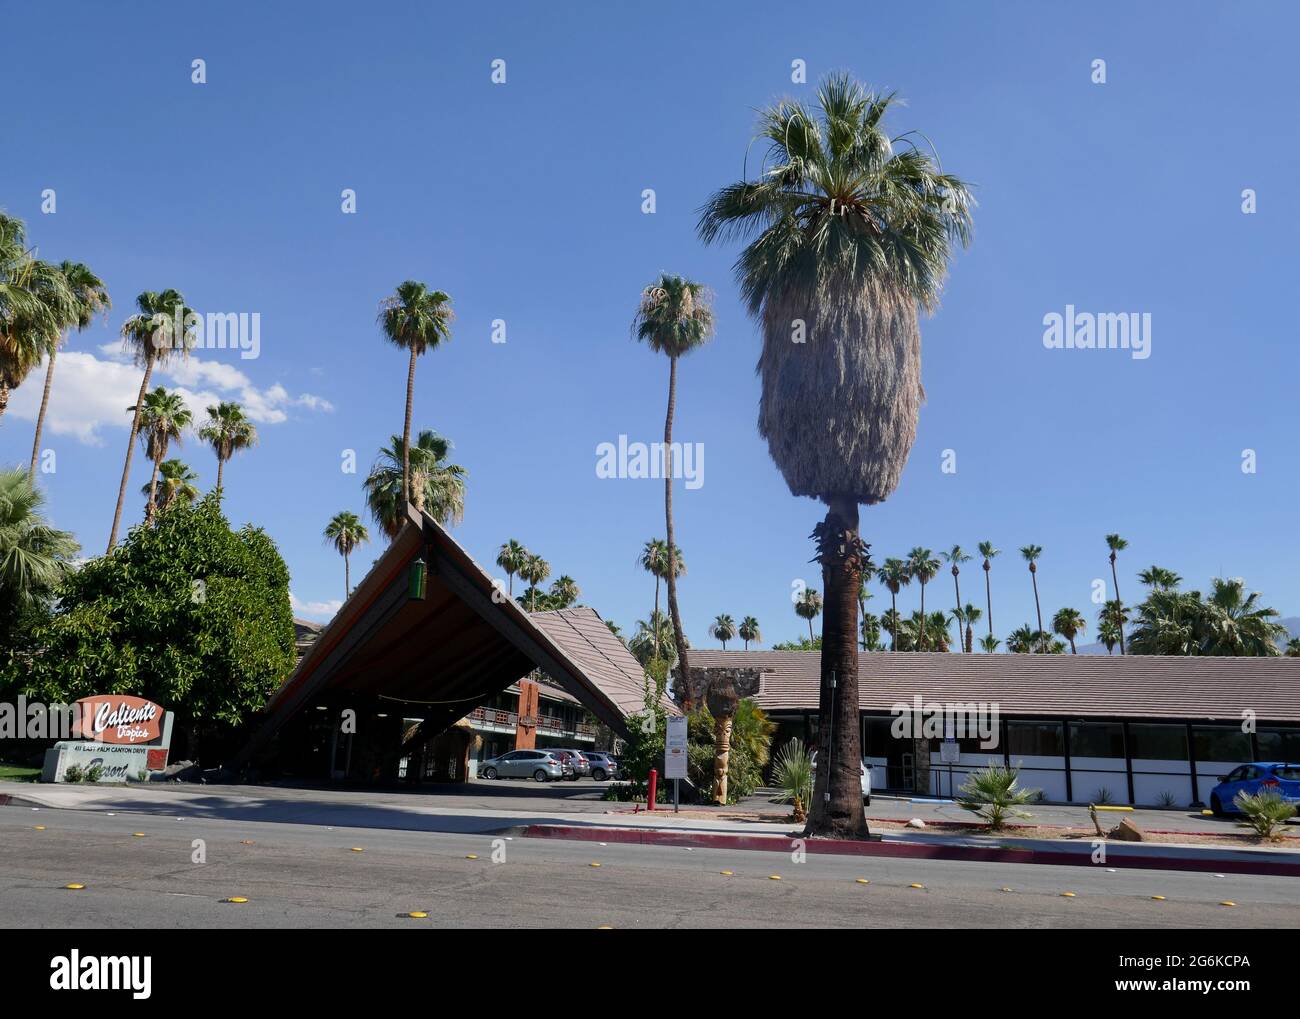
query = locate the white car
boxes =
[809,751,872,805]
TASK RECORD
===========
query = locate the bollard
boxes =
[647,768,658,811]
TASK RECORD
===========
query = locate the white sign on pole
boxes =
[940,740,960,765]
[664,715,688,780]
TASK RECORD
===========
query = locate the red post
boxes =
[647,768,658,811]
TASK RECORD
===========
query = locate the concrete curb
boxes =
[521,823,1300,876]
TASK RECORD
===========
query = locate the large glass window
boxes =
[1068,722,1125,759]
[863,717,897,757]
[1128,724,1188,761]
[1193,726,1251,763]
[1256,729,1300,762]
[1006,721,1063,757]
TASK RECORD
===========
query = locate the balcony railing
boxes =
[464,706,595,738]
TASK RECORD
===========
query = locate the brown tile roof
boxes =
[686,650,1300,723]
[531,607,679,718]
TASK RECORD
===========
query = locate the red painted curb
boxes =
[522,824,1300,877]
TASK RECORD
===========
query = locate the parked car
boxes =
[1209,762,1300,816]
[809,751,872,805]
[478,750,572,783]
[549,749,591,780]
[583,751,619,781]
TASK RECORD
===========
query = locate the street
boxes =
[2,804,1296,929]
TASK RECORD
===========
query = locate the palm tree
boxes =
[324,510,369,600]
[0,215,73,423]
[877,558,912,651]
[377,281,454,506]
[699,73,972,835]
[860,612,883,651]
[1019,545,1045,651]
[1137,565,1182,591]
[856,574,874,647]
[1285,638,1300,658]
[907,548,940,649]
[979,633,1001,654]
[794,587,823,642]
[519,553,550,612]
[1099,599,1131,652]
[1098,620,1121,654]
[144,459,199,514]
[109,289,194,551]
[0,467,79,642]
[739,615,762,650]
[133,387,191,522]
[1105,534,1128,654]
[629,611,681,669]
[364,430,467,538]
[29,261,110,473]
[496,539,529,597]
[942,545,971,651]
[197,401,257,493]
[637,538,684,661]
[710,613,737,649]
[1052,607,1087,654]
[1007,624,1037,654]
[977,541,999,638]
[959,603,982,653]
[631,274,715,696]
[550,575,580,609]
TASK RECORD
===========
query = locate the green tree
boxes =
[1105,534,1128,654]
[0,215,73,423]
[877,558,912,651]
[132,387,192,521]
[144,459,199,514]
[0,468,79,646]
[198,401,257,494]
[907,547,940,650]
[958,603,982,653]
[1098,619,1121,654]
[629,610,679,669]
[1137,565,1182,591]
[958,763,1037,831]
[550,575,580,609]
[324,510,369,600]
[29,260,111,473]
[496,539,528,597]
[377,281,454,506]
[109,289,194,551]
[794,587,822,642]
[710,613,736,649]
[977,541,999,639]
[942,545,970,651]
[739,615,762,650]
[860,611,883,651]
[631,275,714,700]
[1020,544,1045,650]
[9,493,295,761]
[699,74,971,837]
[979,633,1001,654]
[518,552,550,612]
[637,538,684,662]
[1052,606,1087,654]
[364,430,467,538]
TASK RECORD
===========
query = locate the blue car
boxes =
[1208,762,1300,816]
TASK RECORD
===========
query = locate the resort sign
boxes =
[73,695,164,745]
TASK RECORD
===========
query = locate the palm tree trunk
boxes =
[1069,636,1077,654]
[108,360,153,552]
[952,571,964,652]
[805,497,868,839]
[507,571,513,597]
[663,355,691,705]
[1110,556,1126,654]
[29,343,59,475]
[1030,567,1044,652]
[344,550,351,599]
[807,616,814,642]
[0,377,10,420]
[890,592,897,651]
[984,562,993,636]
[918,582,927,651]
[146,454,163,521]
[216,455,225,493]
[402,347,417,505]
[652,575,661,659]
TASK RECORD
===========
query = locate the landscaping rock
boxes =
[906,818,926,829]
[1108,817,1146,842]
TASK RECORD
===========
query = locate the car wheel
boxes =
[592,768,606,782]
[568,773,580,781]
[1210,793,1225,817]
[482,767,498,780]
[533,769,549,783]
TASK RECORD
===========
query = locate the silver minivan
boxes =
[478,749,571,782]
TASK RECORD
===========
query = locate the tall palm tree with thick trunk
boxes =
[794,587,823,642]
[958,603,982,653]
[942,545,970,651]
[364,430,467,538]
[109,289,193,551]
[907,548,940,650]
[739,615,761,650]
[1105,534,1128,654]
[324,511,369,600]
[198,401,257,494]
[1020,544,1045,651]
[133,387,191,522]
[977,541,999,638]
[378,281,453,507]
[877,558,912,651]
[632,275,714,701]
[1052,607,1087,654]
[0,215,73,425]
[710,613,737,649]
[700,73,971,835]
[496,539,528,597]
[30,261,110,473]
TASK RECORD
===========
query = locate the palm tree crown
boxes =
[739,615,762,649]
[496,539,529,596]
[364,430,467,538]
[133,387,192,521]
[198,401,257,493]
[144,459,199,514]
[0,468,79,639]
[324,510,369,600]
[710,613,737,649]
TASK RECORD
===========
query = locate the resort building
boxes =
[690,649,1300,808]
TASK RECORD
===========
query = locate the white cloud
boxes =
[290,591,342,621]
[8,347,332,445]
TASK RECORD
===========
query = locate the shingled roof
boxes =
[686,650,1300,723]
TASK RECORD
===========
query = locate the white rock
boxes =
[906,818,926,829]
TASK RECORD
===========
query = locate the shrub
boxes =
[957,763,1038,830]
[1234,789,1297,840]
[84,763,103,783]
[1156,790,1177,808]
[1092,786,1114,805]
[62,764,84,783]
[771,738,813,821]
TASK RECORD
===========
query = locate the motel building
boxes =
[692,649,1300,808]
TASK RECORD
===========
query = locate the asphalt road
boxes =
[2,805,1295,929]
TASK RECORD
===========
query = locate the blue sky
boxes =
[2,0,1297,649]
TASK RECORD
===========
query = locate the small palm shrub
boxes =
[958,763,1037,830]
[1156,790,1177,808]
[1234,789,1297,840]
[1092,786,1114,805]
[771,738,813,822]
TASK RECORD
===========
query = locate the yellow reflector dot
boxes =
[220,897,248,904]
[1000,887,1013,892]
[398,911,428,919]
[720,870,733,876]
[33,825,45,831]
[589,862,601,868]
[855,878,870,884]
[240,840,254,845]
[349,847,365,853]
[910,883,925,889]
[769,875,782,881]
[465,854,478,860]
[1061,892,1076,898]
[1151,895,1166,901]
[1220,901,1236,907]
[131,833,146,837]
[63,884,85,890]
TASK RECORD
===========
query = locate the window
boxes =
[1068,722,1125,759]
[863,717,896,757]
[1128,724,1188,761]
[1193,726,1251,763]
[1274,767,1300,780]
[1257,729,1300,762]
[1006,721,1063,757]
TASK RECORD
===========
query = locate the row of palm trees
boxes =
[708,613,762,650]
[495,539,580,612]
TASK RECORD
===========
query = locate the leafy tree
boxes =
[877,557,912,651]
[144,459,199,514]
[942,546,970,650]
[133,387,191,521]
[518,552,550,612]
[860,612,883,651]
[907,547,940,649]
[1127,576,1287,656]
[6,493,295,761]
[1234,788,1296,840]
[979,633,1001,654]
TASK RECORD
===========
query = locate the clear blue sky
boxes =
[3,0,1297,648]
